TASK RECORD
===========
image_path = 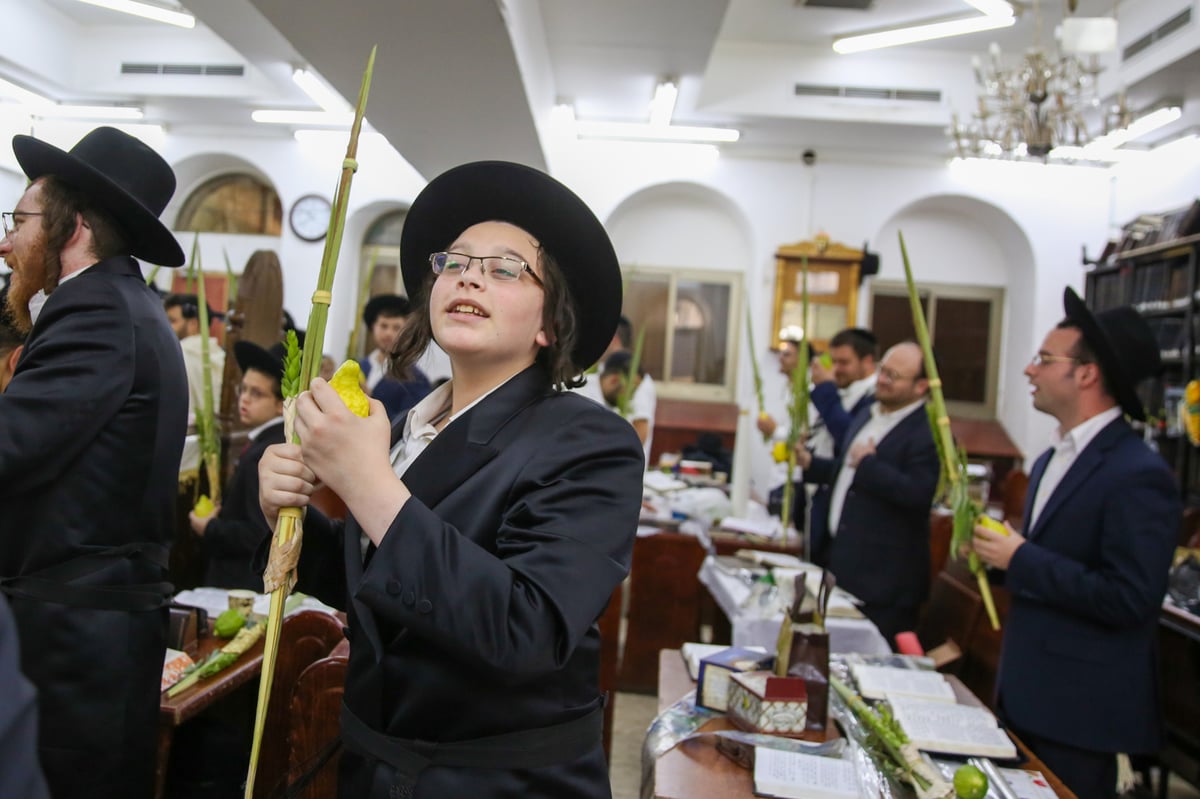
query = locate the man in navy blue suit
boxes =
[974,288,1180,799]
[798,341,940,642]
[358,294,432,420]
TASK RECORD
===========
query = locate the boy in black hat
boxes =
[973,288,1181,798]
[0,126,188,799]
[358,293,432,420]
[188,341,286,591]
[259,161,644,799]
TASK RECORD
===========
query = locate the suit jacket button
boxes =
[417,599,433,614]
[403,590,416,606]
[386,578,402,595]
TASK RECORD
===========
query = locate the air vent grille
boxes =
[121,63,245,77]
[1123,8,1190,61]
[795,0,874,9]
[795,83,941,103]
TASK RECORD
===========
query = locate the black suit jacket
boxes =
[998,417,1179,753]
[0,596,49,799]
[201,419,285,591]
[806,402,939,609]
[293,364,644,798]
[0,256,188,799]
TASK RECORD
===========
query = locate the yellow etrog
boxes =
[193,494,215,518]
[330,360,370,417]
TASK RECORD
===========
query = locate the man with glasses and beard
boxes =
[0,126,187,799]
[796,341,940,642]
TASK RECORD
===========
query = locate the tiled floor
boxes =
[608,689,1200,799]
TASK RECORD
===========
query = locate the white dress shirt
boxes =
[827,397,927,535]
[1028,405,1121,530]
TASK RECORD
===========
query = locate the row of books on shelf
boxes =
[1141,316,1200,360]
[1115,199,1200,254]
[1089,260,1194,312]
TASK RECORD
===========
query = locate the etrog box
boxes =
[727,670,809,737]
[696,647,775,712]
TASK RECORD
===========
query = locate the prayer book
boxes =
[888,697,1017,759]
[681,642,768,681]
[752,747,860,799]
[849,663,957,703]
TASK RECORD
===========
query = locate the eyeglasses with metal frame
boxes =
[429,252,544,287]
[2,211,43,238]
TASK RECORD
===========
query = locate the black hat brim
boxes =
[1062,287,1145,421]
[400,161,621,372]
[234,340,285,384]
[13,134,185,267]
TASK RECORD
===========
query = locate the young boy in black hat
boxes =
[0,126,188,799]
[973,288,1181,799]
[188,341,286,591]
[259,161,644,799]
[358,293,432,420]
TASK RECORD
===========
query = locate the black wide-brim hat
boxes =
[234,340,287,385]
[13,126,185,267]
[1063,287,1160,420]
[362,294,413,327]
[399,161,621,372]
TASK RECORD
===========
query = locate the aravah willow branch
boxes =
[243,46,377,799]
[898,232,999,630]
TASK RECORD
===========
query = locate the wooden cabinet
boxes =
[771,238,862,351]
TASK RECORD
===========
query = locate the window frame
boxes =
[622,264,743,402]
[868,280,1004,418]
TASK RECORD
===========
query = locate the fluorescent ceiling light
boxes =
[574,120,739,144]
[1087,105,1183,152]
[834,14,1015,54]
[252,109,353,126]
[75,0,195,28]
[292,68,350,114]
[649,81,678,127]
[962,0,1014,17]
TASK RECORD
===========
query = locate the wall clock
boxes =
[289,194,332,242]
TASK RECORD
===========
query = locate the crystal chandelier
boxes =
[949,3,1115,160]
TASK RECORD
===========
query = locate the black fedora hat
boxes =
[234,340,286,385]
[362,294,413,327]
[399,161,621,372]
[1062,287,1160,420]
[12,126,185,267]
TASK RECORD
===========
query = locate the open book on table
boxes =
[752,747,859,799]
[850,663,956,703]
[888,696,1017,760]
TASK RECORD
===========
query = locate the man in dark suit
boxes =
[0,127,187,799]
[0,595,49,799]
[799,341,940,642]
[358,294,432,420]
[808,326,878,450]
[974,288,1180,799]
[189,341,286,590]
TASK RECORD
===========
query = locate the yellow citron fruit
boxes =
[329,360,370,418]
[977,515,1009,536]
[193,494,215,518]
[818,352,833,369]
[772,441,789,463]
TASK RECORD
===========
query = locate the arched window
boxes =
[176,174,282,235]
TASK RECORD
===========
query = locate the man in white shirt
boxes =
[164,292,225,424]
[808,327,878,455]
[797,341,939,641]
[574,316,655,462]
[357,294,431,420]
[972,288,1179,799]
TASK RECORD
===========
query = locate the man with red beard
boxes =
[0,127,187,799]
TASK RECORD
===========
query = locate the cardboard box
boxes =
[696,647,775,712]
[727,670,810,737]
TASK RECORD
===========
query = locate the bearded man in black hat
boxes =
[973,288,1181,799]
[0,126,188,799]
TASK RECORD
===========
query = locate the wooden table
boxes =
[156,632,265,799]
[653,649,1077,799]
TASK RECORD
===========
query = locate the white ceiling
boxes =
[3,0,1198,178]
